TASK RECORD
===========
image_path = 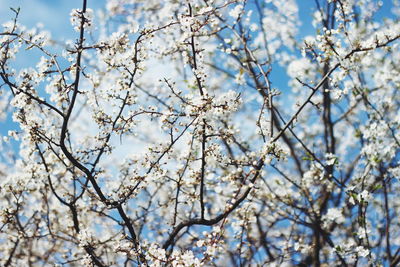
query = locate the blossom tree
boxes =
[1,0,400,266]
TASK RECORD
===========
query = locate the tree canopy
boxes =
[0,0,400,266]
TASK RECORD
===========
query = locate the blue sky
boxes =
[0,0,105,40]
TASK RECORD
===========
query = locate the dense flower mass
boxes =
[0,0,400,266]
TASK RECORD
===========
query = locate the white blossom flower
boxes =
[229,5,243,19]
